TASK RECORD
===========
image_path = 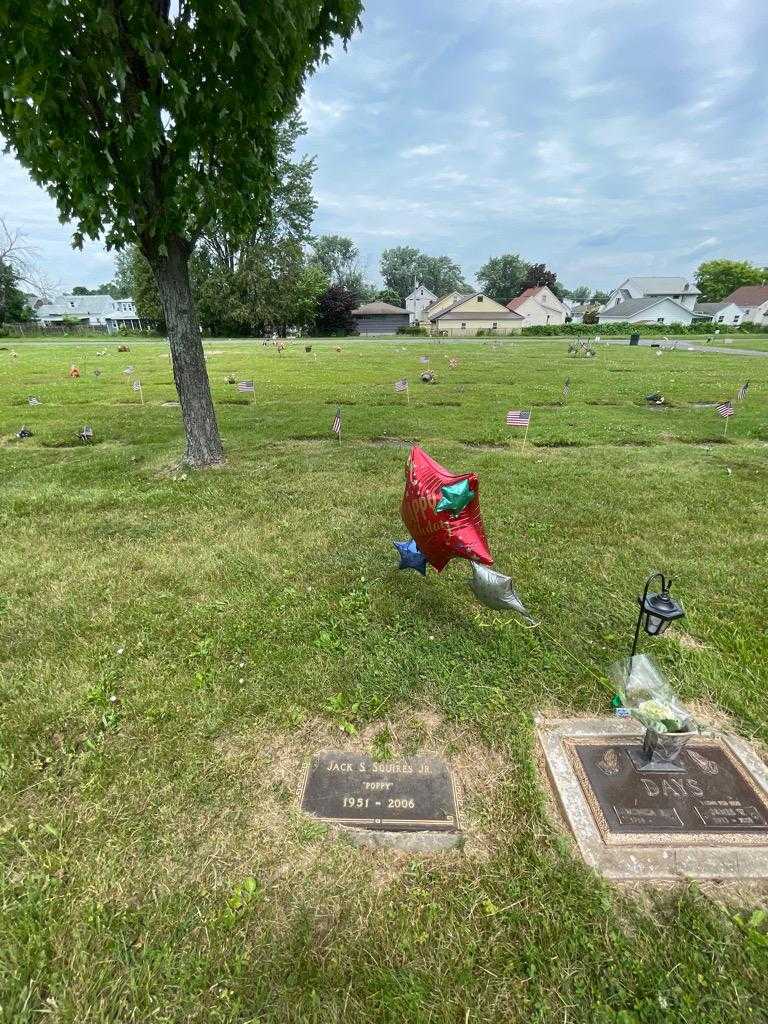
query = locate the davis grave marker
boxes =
[300,751,459,833]
[572,740,768,839]
[539,717,768,880]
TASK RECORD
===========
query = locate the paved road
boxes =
[597,337,768,358]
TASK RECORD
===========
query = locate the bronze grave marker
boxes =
[568,738,768,845]
[300,751,459,832]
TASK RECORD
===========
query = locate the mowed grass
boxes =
[1,336,767,1024]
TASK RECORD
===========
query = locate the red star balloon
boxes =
[401,446,493,571]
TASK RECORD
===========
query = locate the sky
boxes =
[1,0,767,294]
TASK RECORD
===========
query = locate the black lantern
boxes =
[630,572,684,661]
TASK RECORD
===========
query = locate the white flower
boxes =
[116,647,125,655]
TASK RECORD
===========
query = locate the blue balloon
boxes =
[393,539,428,576]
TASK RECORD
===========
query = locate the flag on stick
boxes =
[506,410,531,427]
[562,378,570,401]
[717,400,734,437]
[737,381,749,401]
[419,356,429,364]
[394,378,408,392]
[332,406,341,440]
[237,381,255,393]
[506,409,532,450]
[27,396,41,406]
[132,379,144,404]
[123,365,134,375]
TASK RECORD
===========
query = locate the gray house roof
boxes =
[599,296,692,319]
[351,301,408,316]
[693,302,729,315]
[36,293,137,321]
[624,276,700,296]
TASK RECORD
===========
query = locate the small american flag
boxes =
[716,401,734,418]
[27,396,41,406]
[562,378,570,399]
[448,358,459,368]
[237,381,255,393]
[332,406,341,435]
[419,356,429,364]
[506,410,531,427]
[394,378,408,393]
[123,365,134,375]
[80,425,94,439]
[737,381,749,401]
[132,380,142,392]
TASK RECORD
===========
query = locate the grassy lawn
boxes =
[1,337,767,1023]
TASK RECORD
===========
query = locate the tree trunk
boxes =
[149,235,224,468]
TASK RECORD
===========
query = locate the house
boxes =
[36,294,141,330]
[693,301,743,326]
[427,292,523,335]
[419,290,472,323]
[598,296,694,326]
[506,286,568,327]
[405,283,437,324]
[351,301,410,336]
[603,277,700,312]
[724,285,768,326]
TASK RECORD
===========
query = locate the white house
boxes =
[36,294,141,330]
[725,286,768,326]
[598,296,694,325]
[603,276,700,313]
[693,301,743,326]
[427,292,523,335]
[405,283,437,324]
[505,286,568,327]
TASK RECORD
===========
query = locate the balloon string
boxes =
[531,620,610,689]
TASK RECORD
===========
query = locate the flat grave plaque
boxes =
[300,751,459,832]
[568,738,768,845]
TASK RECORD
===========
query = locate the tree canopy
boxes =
[380,247,469,305]
[520,262,561,297]
[314,285,357,335]
[0,0,362,465]
[0,260,31,323]
[476,253,529,304]
[695,259,768,302]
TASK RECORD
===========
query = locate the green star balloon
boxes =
[435,479,476,516]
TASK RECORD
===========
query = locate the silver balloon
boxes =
[469,561,537,622]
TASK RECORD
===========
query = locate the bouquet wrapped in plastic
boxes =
[609,654,698,735]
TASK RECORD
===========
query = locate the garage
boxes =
[351,301,410,336]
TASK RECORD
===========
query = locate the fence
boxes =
[1,322,150,337]
[427,327,522,338]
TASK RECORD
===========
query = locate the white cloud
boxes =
[400,144,449,159]
[300,94,351,132]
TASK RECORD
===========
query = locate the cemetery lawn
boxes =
[2,337,768,1024]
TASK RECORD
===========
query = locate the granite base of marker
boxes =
[342,827,463,853]
[538,717,768,881]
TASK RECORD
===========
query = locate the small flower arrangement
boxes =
[631,699,696,735]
